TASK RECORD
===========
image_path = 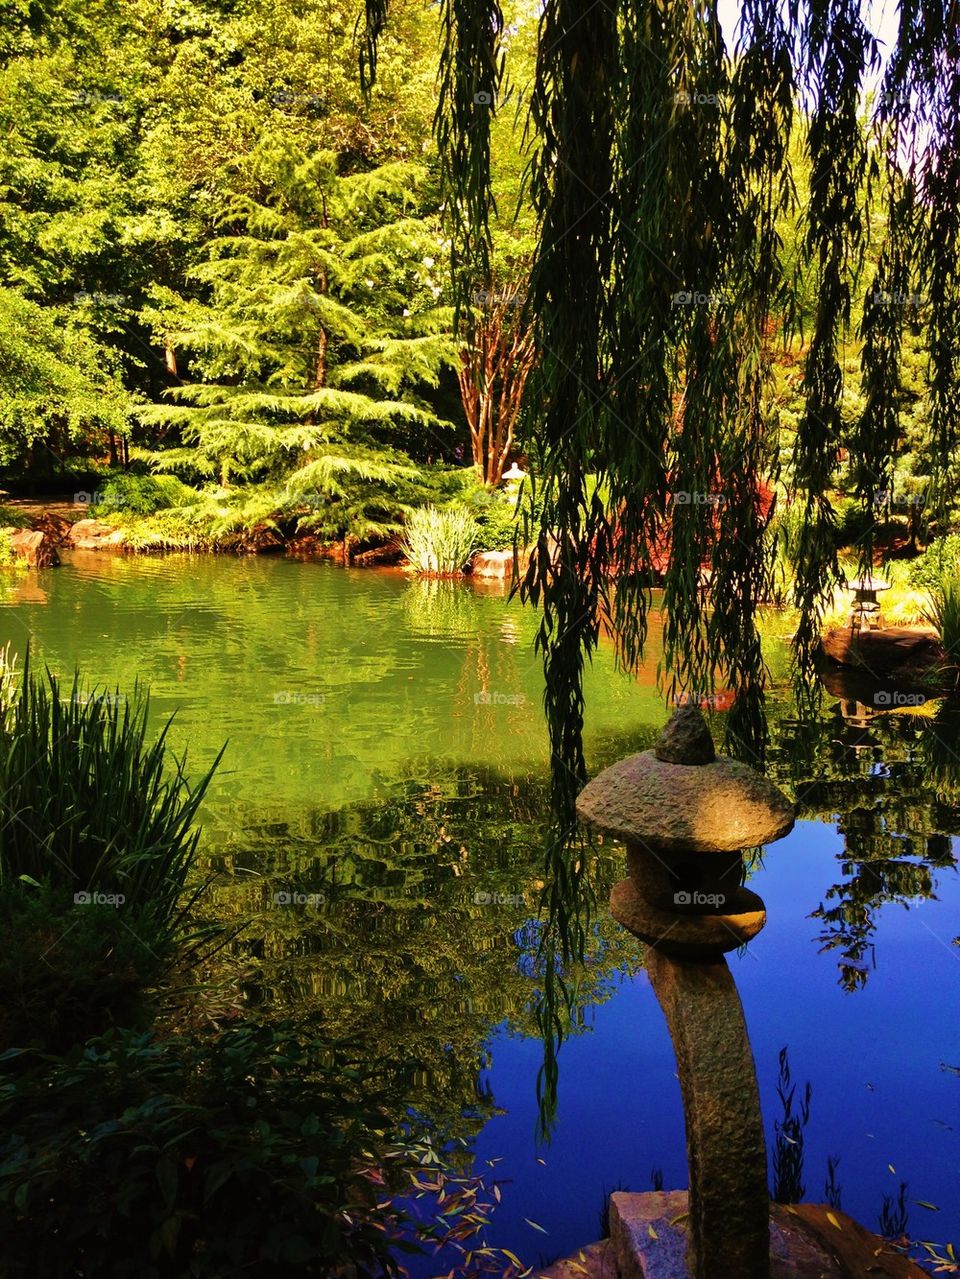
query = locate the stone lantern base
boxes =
[537,1191,929,1279]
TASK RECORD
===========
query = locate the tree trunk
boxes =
[457,285,535,487]
[315,325,328,389]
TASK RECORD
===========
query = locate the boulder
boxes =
[536,1240,617,1278]
[820,624,946,677]
[66,519,127,551]
[591,1190,930,1279]
[470,548,529,579]
[30,512,73,546]
[8,528,59,568]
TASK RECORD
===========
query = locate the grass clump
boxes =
[0,656,222,1051]
[400,505,478,575]
[923,572,960,666]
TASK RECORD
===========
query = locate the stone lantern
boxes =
[846,573,891,632]
[576,705,796,1279]
[577,706,794,961]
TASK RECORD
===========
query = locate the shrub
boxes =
[0,1024,407,1278]
[0,882,155,1052]
[832,494,874,549]
[0,528,19,568]
[458,477,543,554]
[91,472,192,517]
[115,487,289,552]
[465,487,522,552]
[908,533,960,591]
[0,1023,509,1279]
[400,506,478,575]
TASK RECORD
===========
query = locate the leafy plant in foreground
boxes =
[0,1023,518,1279]
[923,572,960,670]
[0,660,220,906]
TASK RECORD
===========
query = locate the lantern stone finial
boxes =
[653,705,716,764]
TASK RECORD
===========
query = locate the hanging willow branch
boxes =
[789,1,877,676]
[357,0,389,93]
[517,0,620,1136]
[434,0,507,316]
[412,0,960,1131]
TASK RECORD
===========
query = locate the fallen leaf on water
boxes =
[524,1218,548,1234]
[647,1224,658,1240]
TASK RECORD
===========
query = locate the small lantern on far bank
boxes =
[846,573,890,632]
[501,462,527,483]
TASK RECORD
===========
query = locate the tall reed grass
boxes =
[0,658,221,920]
[0,657,224,1049]
[400,505,478,575]
[924,572,960,668]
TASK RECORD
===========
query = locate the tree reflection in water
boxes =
[770,691,960,991]
[194,763,644,1148]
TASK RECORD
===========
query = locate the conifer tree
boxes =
[139,138,457,543]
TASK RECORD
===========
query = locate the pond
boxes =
[2,552,959,1271]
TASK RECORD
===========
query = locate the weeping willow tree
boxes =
[361,0,960,1130]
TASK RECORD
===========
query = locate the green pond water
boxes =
[0,553,674,814]
[2,552,958,1271]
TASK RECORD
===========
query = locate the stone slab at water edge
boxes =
[538,1191,930,1279]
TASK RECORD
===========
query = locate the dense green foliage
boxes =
[2,0,956,583]
[0,1023,473,1279]
[0,0,537,544]
[909,534,960,590]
